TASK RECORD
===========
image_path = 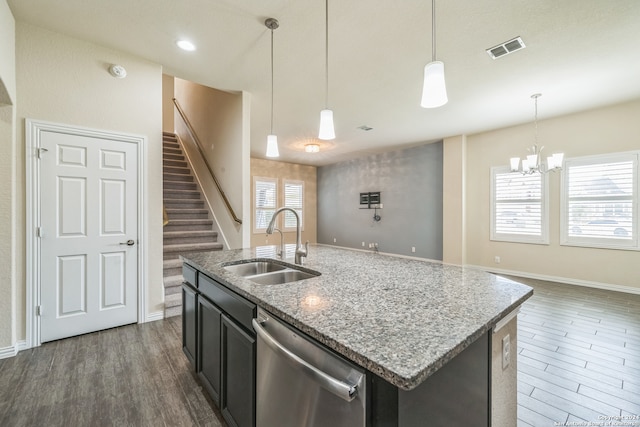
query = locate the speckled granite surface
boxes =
[182,245,532,391]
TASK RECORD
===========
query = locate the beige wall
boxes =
[162,74,175,133]
[250,158,317,248]
[174,78,247,248]
[457,99,640,290]
[13,22,165,345]
[443,135,466,265]
[0,0,15,103]
[0,0,16,349]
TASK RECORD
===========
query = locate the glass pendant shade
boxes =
[510,157,520,172]
[266,134,279,157]
[318,109,335,140]
[420,61,448,108]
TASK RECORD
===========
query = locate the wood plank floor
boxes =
[510,277,640,427]
[1,278,639,427]
[0,316,227,427]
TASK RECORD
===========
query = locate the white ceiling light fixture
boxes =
[176,40,196,51]
[265,18,280,158]
[420,0,448,109]
[305,144,320,153]
[318,0,335,140]
[510,94,564,174]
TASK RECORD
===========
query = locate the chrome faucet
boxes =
[266,207,308,265]
[273,227,284,259]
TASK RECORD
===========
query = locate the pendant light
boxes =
[318,0,335,140]
[420,0,448,108]
[265,18,280,157]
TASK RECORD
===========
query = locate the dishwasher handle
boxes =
[252,318,359,402]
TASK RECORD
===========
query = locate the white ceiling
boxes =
[8,0,640,166]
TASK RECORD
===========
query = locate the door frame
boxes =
[25,119,147,348]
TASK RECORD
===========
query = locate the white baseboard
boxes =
[0,340,27,359]
[471,265,640,295]
[145,311,165,322]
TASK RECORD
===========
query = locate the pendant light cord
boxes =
[325,0,329,108]
[432,0,436,62]
[270,27,274,134]
[533,94,539,147]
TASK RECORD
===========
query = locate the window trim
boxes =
[490,166,549,245]
[560,151,639,251]
[253,176,278,234]
[282,179,304,233]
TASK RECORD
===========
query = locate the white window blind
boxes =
[283,180,304,231]
[562,153,637,249]
[491,167,548,244]
[254,177,277,233]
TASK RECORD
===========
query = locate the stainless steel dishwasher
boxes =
[252,308,366,427]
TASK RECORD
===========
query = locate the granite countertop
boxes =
[181,245,532,391]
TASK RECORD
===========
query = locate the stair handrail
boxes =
[172,97,242,225]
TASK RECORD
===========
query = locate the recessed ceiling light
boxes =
[176,40,196,51]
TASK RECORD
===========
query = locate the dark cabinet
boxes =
[182,263,257,427]
[221,314,256,427]
[182,283,197,367]
[197,296,222,404]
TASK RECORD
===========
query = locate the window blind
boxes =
[255,178,277,231]
[565,159,634,241]
[492,169,545,241]
[283,181,303,230]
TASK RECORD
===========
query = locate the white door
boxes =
[39,130,138,342]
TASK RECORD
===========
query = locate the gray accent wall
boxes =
[317,142,443,260]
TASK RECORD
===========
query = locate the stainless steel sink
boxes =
[224,261,287,276]
[223,260,320,285]
[247,269,318,285]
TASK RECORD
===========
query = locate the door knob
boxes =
[120,239,135,246]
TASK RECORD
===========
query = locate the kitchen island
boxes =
[181,245,533,427]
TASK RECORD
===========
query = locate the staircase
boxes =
[163,132,223,317]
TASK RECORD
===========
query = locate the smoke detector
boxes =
[486,37,526,59]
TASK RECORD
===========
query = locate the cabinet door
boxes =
[221,315,256,427]
[182,284,197,367]
[197,296,222,404]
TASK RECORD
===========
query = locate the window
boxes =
[254,177,277,233]
[283,180,304,232]
[491,166,549,244]
[561,152,638,250]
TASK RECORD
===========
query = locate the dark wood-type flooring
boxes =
[1,278,639,427]
[513,277,640,426]
[0,316,226,427]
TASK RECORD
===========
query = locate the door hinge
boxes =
[36,226,42,238]
[36,305,41,316]
[37,147,48,159]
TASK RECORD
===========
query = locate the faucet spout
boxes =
[266,207,307,264]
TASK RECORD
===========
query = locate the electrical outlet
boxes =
[494,256,501,264]
[362,241,366,247]
[333,238,336,243]
[502,334,511,370]
[411,246,416,253]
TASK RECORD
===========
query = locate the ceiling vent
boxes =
[358,125,373,131]
[486,36,526,59]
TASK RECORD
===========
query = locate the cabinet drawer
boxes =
[199,273,256,332]
[183,263,198,288]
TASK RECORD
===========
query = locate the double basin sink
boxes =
[223,260,320,285]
